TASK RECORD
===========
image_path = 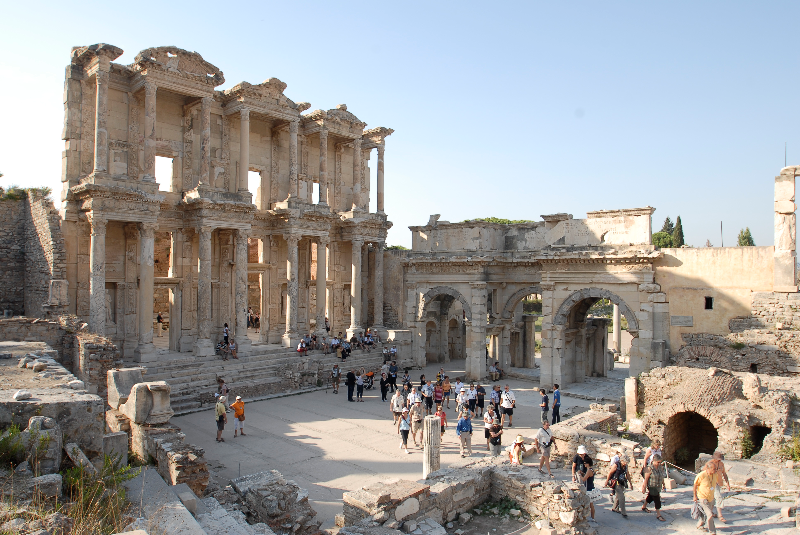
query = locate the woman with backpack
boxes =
[605,450,631,518]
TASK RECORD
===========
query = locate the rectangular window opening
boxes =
[312,182,320,204]
[248,170,260,202]
[704,296,714,310]
[154,156,173,192]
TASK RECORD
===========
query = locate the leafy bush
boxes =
[522,299,542,314]
[729,342,746,350]
[0,185,52,201]
[385,245,408,251]
[675,447,691,464]
[741,430,755,459]
[779,424,800,461]
[652,231,674,248]
[737,227,755,246]
[0,424,24,466]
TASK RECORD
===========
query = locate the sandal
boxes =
[656,515,666,522]
[538,468,545,475]
[642,507,650,513]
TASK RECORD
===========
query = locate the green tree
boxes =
[660,217,674,235]
[672,216,685,247]
[737,227,755,246]
[652,231,674,248]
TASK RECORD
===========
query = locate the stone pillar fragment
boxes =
[318,129,328,205]
[612,303,621,353]
[288,120,299,199]
[134,222,158,362]
[373,242,384,331]
[239,109,250,192]
[376,145,385,213]
[466,283,487,381]
[199,97,212,186]
[316,237,329,337]
[194,226,214,356]
[423,415,441,479]
[235,229,252,355]
[348,238,364,337]
[351,137,362,210]
[283,234,300,347]
[92,57,111,175]
[88,215,106,336]
[142,82,157,182]
[775,167,798,291]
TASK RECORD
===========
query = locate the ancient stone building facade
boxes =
[59,44,393,361]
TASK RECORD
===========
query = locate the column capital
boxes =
[319,127,328,138]
[197,225,213,237]
[284,233,300,245]
[240,108,250,121]
[235,228,251,240]
[318,235,330,246]
[377,144,385,156]
[88,214,106,235]
[374,241,385,250]
[138,221,158,238]
[351,237,364,248]
[289,119,300,133]
[144,81,157,96]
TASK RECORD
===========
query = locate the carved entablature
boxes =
[131,46,224,87]
[69,184,162,222]
[221,78,309,122]
[179,197,255,230]
[310,104,366,139]
[362,126,395,150]
[70,43,124,71]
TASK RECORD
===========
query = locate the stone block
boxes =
[107,368,144,409]
[122,467,205,535]
[668,469,686,485]
[395,498,420,521]
[174,483,198,515]
[104,431,129,466]
[402,521,418,533]
[119,381,173,424]
[20,416,62,475]
[32,362,47,372]
[14,390,31,400]
[664,478,677,490]
[31,474,62,498]
[64,442,97,475]
[457,513,471,525]
[780,506,796,519]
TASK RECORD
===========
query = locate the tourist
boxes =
[342,340,351,359]
[436,367,445,382]
[400,382,410,408]
[407,386,421,407]
[467,384,477,416]
[510,435,526,465]
[435,404,447,440]
[380,372,390,402]
[453,378,464,398]
[401,370,411,387]
[397,407,412,454]
[693,461,718,533]
[483,404,497,451]
[489,362,499,382]
[456,387,468,416]
[356,368,365,402]
[331,364,341,394]
[410,400,425,447]
[217,378,230,410]
[538,388,549,424]
[422,380,434,415]
[389,361,398,391]
[321,336,329,354]
[500,385,516,427]
[606,451,631,518]
[642,439,662,473]
[641,454,666,522]
[488,419,503,456]
[346,369,356,402]
[325,317,330,333]
[534,421,554,477]
[156,312,164,337]
[231,395,246,437]
[382,346,390,362]
[247,307,253,327]
[475,383,486,417]
[223,323,230,344]
[494,361,505,379]
[442,376,452,408]
[419,374,427,390]
[297,339,308,356]
[434,380,444,409]
[215,395,227,442]
[390,345,397,359]
[253,312,260,333]
[336,341,344,361]
[490,385,501,413]
[711,451,731,523]
[552,383,561,424]
[456,411,473,457]
[572,445,597,523]
[228,338,238,359]
[391,389,405,424]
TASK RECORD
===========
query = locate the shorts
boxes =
[234,418,243,430]
[441,425,445,434]
[412,420,423,434]
[468,399,476,411]
[443,392,451,398]
[477,398,485,408]
[425,397,434,409]
[400,429,409,445]
[485,428,492,439]
[714,486,725,507]
[540,446,551,458]
[502,406,514,416]
[645,491,662,509]
[540,410,548,422]
[217,415,225,431]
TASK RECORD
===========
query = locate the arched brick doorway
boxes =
[664,411,719,467]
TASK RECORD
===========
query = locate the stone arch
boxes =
[501,284,542,319]
[553,287,639,333]
[419,286,472,322]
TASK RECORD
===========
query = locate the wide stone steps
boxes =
[122,344,389,414]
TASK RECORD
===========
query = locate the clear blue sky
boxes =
[2,1,797,248]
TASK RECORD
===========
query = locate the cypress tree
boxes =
[673,216,685,247]
[660,217,674,235]
[737,227,755,246]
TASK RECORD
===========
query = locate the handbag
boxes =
[238,414,245,421]
[690,501,701,520]
[586,488,602,502]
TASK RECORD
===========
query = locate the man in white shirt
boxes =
[454,379,464,398]
[407,386,422,407]
[500,385,516,427]
[489,364,499,382]
[421,380,435,415]
[534,421,554,477]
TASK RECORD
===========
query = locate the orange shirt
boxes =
[231,400,245,419]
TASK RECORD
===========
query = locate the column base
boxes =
[282,332,300,348]
[193,338,215,357]
[236,337,252,356]
[346,327,364,340]
[133,343,158,363]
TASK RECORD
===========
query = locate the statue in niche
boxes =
[106,289,115,325]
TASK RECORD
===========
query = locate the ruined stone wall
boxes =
[0,199,26,315]
[0,318,65,357]
[676,331,800,375]
[384,250,406,329]
[73,333,119,399]
[24,195,67,318]
[731,291,800,330]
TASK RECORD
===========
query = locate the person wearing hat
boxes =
[483,404,498,451]
[573,445,597,523]
[488,418,503,457]
[231,395,246,437]
[510,435,526,465]
[456,386,468,416]
[396,407,412,454]
[455,410,473,457]
[331,364,341,394]
[410,398,425,447]
[215,395,228,443]
[534,421,554,477]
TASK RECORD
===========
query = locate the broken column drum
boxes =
[423,415,441,478]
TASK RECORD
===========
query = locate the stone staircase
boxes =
[123,343,389,414]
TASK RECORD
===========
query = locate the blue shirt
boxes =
[456,418,473,436]
[553,390,561,407]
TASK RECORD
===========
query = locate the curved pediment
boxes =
[223,78,309,111]
[132,46,224,87]
[326,104,366,129]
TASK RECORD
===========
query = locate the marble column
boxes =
[194,226,214,356]
[318,129,329,205]
[467,283,488,381]
[258,237,270,343]
[372,242,385,330]
[142,82,157,182]
[774,167,798,291]
[238,109,250,193]
[199,97,212,186]
[282,234,300,347]
[316,237,329,336]
[93,56,111,175]
[348,238,363,337]
[612,303,621,353]
[134,222,158,362]
[288,119,299,199]
[351,137,362,210]
[422,415,441,478]
[234,229,252,355]
[376,145,385,213]
[88,214,106,336]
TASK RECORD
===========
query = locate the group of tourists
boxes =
[215,323,239,360]
[213,378,246,442]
